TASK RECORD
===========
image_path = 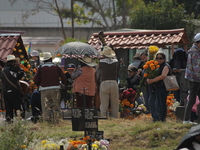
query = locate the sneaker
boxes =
[183,120,198,125]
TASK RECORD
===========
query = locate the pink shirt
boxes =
[73,66,96,96]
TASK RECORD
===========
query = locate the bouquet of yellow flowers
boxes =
[148,46,159,60]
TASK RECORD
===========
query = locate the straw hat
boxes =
[42,52,52,61]
[101,46,116,58]
[78,56,97,67]
[6,55,20,62]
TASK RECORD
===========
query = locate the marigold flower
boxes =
[144,73,148,78]
[156,65,160,68]
[145,61,151,65]
[18,49,22,52]
[13,48,16,51]
[150,63,154,67]
[20,55,24,58]
[56,53,61,57]
[150,66,155,70]
[125,101,130,106]
[154,61,158,65]
[130,104,134,108]
[16,43,20,46]
[150,60,154,63]
[143,65,148,69]
[27,64,31,69]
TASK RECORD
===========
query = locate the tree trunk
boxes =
[122,0,127,28]
[55,0,66,40]
[97,0,110,30]
[112,0,117,30]
[71,0,74,38]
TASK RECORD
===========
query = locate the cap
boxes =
[128,65,138,72]
[194,33,200,43]
[66,63,76,69]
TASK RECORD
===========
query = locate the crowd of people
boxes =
[1,33,200,126]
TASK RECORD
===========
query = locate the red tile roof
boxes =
[0,34,28,61]
[88,28,190,49]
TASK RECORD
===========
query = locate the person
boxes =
[183,33,200,124]
[30,90,41,123]
[128,52,145,70]
[71,56,97,108]
[29,50,40,69]
[60,63,76,109]
[98,46,119,118]
[34,52,66,122]
[60,56,65,72]
[176,124,200,150]
[147,53,170,122]
[186,93,199,122]
[140,50,148,62]
[140,50,150,112]
[1,55,25,123]
[127,65,143,105]
[169,48,187,103]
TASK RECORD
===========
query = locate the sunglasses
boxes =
[156,57,164,60]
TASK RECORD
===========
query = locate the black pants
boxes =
[184,81,200,122]
[3,90,24,122]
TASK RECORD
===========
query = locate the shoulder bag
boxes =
[163,64,180,91]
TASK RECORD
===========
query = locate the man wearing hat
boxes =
[97,46,119,118]
[183,33,200,124]
[128,52,146,70]
[1,55,25,123]
[34,52,66,122]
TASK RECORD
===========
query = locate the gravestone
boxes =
[71,108,98,132]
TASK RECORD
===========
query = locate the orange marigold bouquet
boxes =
[134,60,160,99]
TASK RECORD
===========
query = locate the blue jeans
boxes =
[155,87,169,121]
[149,91,159,121]
[149,85,168,122]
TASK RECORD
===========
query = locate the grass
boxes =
[0,114,194,150]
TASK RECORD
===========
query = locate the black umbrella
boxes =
[55,41,101,58]
[176,125,200,149]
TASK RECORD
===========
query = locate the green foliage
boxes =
[64,37,87,44]
[0,121,34,150]
[129,0,196,41]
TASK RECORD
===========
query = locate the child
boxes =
[187,94,200,122]
[126,65,143,105]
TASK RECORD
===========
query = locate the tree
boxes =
[9,0,67,40]
[60,0,113,30]
[143,0,200,19]
[129,0,196,41]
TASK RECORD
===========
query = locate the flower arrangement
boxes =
[26,138,69,150]
[134,60,160,99]
[166,94,180,119]
[142,60,160,79]
[148,46,159,60]
[67,136,109,150]
[20,63,35,82]
[119,88,147,119]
